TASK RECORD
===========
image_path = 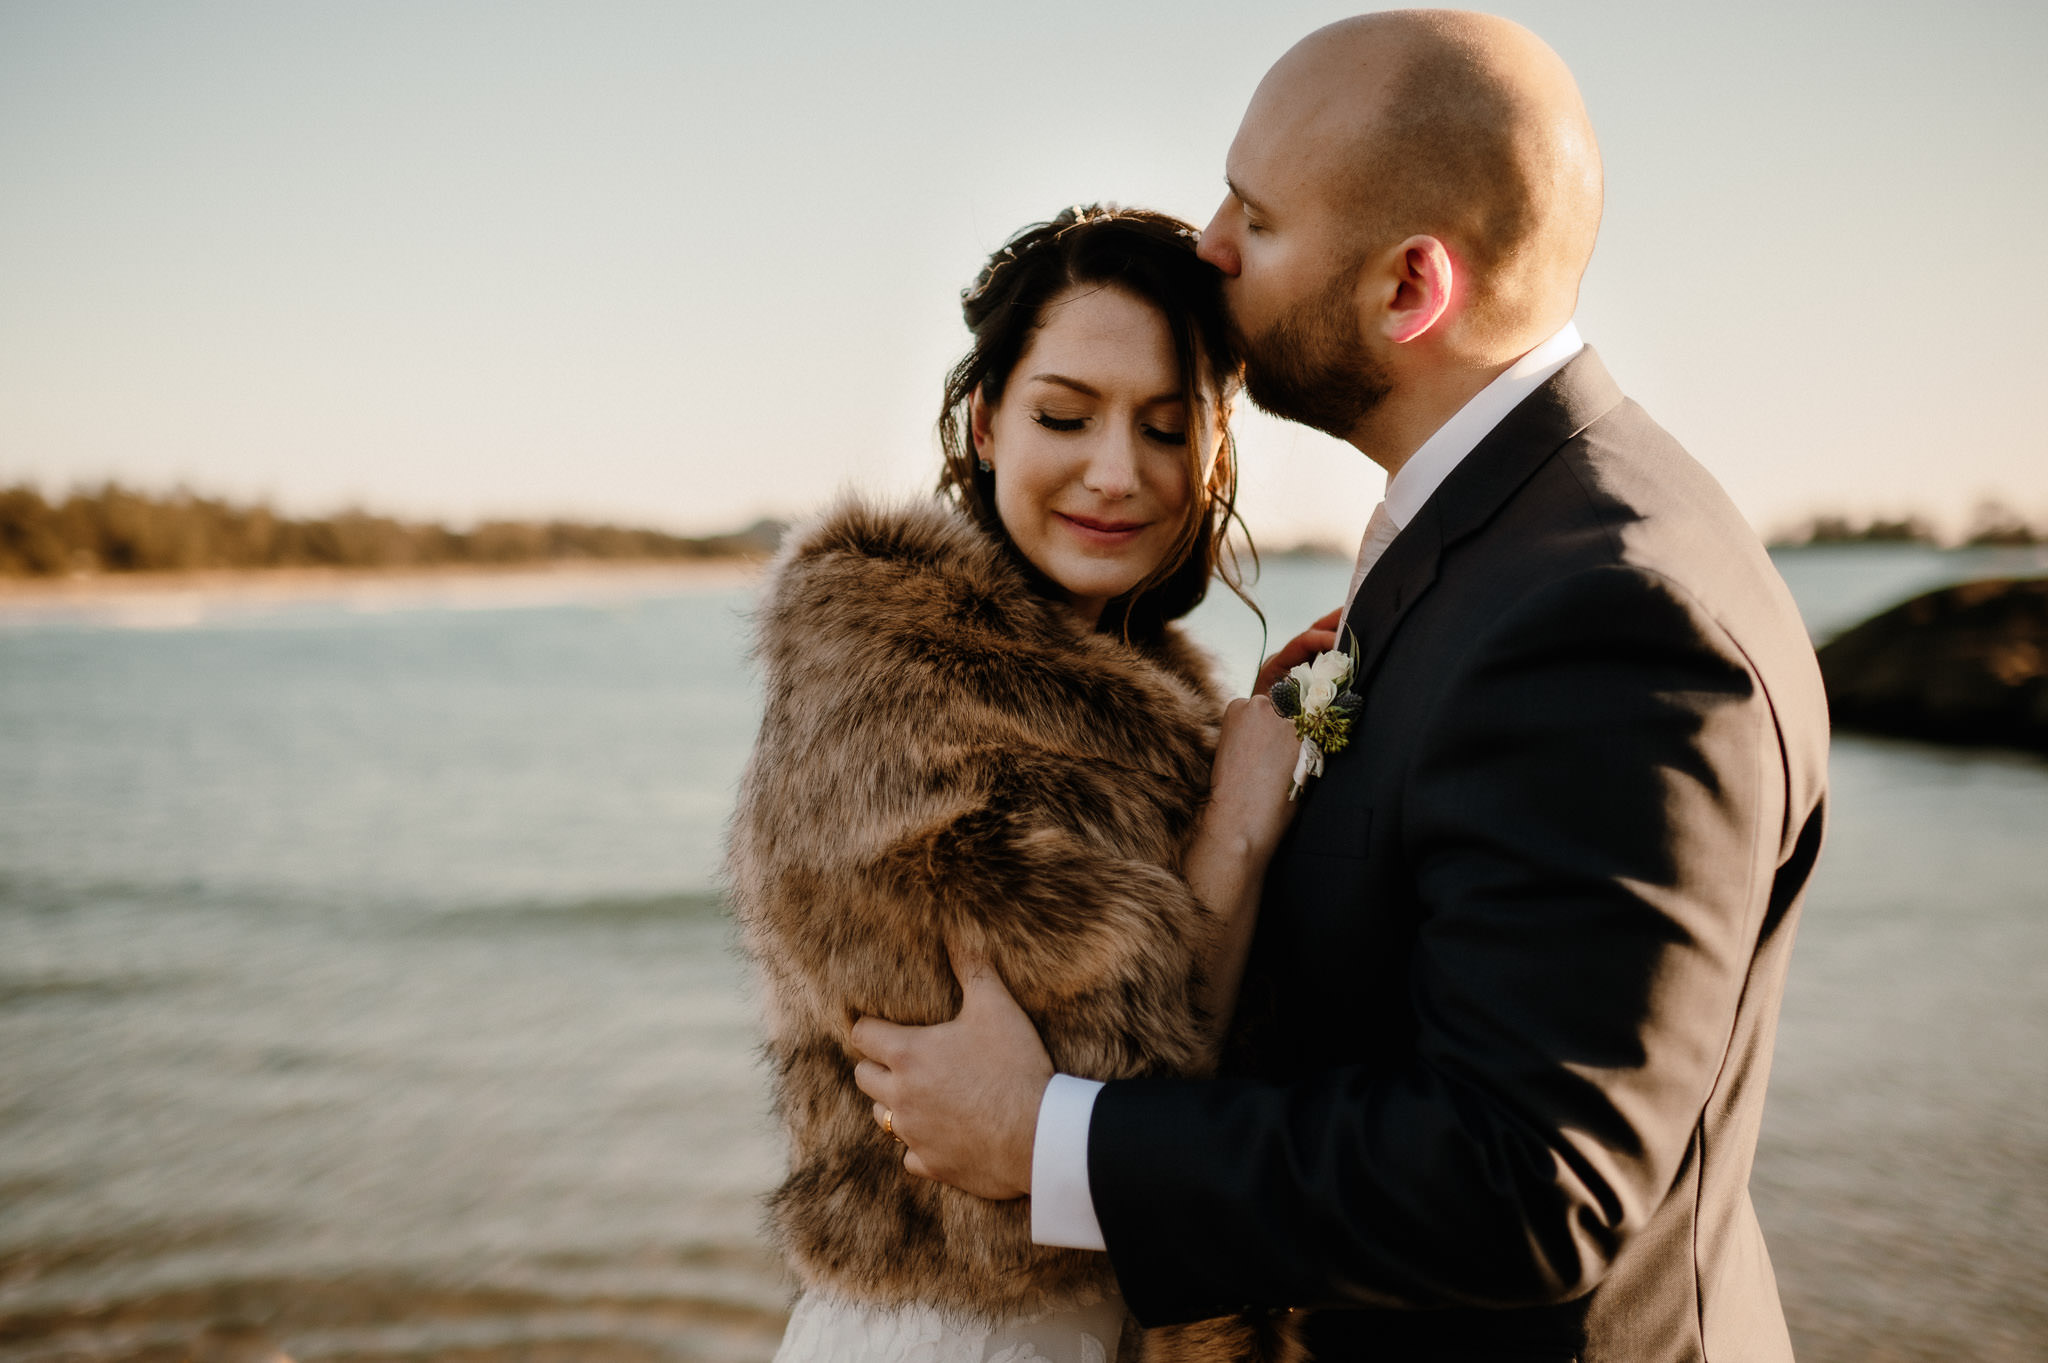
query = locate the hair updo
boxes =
[936,204,1251,638]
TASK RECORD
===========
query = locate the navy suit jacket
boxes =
[1089,350,1829,1363]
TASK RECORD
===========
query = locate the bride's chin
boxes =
[1033,542,1165,605]
[1051,566,1149,604]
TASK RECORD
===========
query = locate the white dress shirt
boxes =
[1028,321,1586,1252]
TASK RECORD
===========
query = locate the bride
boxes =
[727,205,1324,1363]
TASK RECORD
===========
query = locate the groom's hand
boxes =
[849,941,1052,1201]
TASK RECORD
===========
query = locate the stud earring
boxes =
[977,458,993,473]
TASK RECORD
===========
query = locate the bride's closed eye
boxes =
[1031,412,1185,445]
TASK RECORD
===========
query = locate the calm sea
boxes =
[2,543,2045,1363]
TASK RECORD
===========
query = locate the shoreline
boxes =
[0,558,765,628]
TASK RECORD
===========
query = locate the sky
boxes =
[2,0,2044,545]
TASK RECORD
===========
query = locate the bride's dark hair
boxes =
[937,204,1256,638]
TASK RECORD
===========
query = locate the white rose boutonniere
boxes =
[1268,634,1363,800]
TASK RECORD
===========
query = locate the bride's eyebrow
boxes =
[1029,373,1099,397]
[1029,374,1183,407]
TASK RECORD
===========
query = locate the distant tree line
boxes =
[1774,497,2043,548]
[0,483,786,577]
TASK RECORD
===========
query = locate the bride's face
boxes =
[971,284,1212,628]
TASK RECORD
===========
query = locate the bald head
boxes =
[1249,10,1603,345]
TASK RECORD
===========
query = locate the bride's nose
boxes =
[1081,428,1142,500]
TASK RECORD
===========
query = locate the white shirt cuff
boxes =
[1029,1073,1107,1250]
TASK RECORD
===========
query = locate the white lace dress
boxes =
[772,1287,1127,1363]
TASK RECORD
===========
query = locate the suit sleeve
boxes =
[1088,565,1781,1320]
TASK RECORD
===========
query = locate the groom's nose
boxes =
[1197,201,1240,276]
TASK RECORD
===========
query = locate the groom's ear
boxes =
[1375,234,1456,345]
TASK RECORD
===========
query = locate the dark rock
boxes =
[1818,577,2048,752]
[693,516,787,557]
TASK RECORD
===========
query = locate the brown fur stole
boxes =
[726,497,1301,1362]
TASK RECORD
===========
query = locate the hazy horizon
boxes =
[3,1,2044,546]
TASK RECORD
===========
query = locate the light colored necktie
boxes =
[1295,501,1401,796]
[1336,500,1401,638]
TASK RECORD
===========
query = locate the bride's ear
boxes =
[968,386,996,462]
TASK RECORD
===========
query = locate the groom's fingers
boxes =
[947,935,991,982]
[952,945,1035,1031]
[845,943,1047,1200]
[947,938,1002,1005]
[849,1014,911,1064]
[851,1057,896,1106]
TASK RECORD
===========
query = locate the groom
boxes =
[854,11,1828,1361]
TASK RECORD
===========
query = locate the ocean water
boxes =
[1,543,2044,1363]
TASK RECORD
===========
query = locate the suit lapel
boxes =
[1339,347,1628,690]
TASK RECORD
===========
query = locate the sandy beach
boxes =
[0,559,766,629]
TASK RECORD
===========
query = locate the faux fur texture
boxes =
[726,497,1300,1361]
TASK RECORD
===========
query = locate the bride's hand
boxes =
[1185,695,1303,1041]
[1254,607,1344,696]
[1202,695,1305,866]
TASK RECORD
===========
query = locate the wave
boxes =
[0,1214,277,1285]
[415,891,730,933]
[0,1267,790,1363]
[0,872,730,929]
[0,971,193,1010]
[0,870,300,917]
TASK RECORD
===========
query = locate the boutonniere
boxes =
[1268,635,1363,800]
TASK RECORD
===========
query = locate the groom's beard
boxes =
[1237,268,1392,439]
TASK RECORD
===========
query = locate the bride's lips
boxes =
[1056,511,1151,545]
